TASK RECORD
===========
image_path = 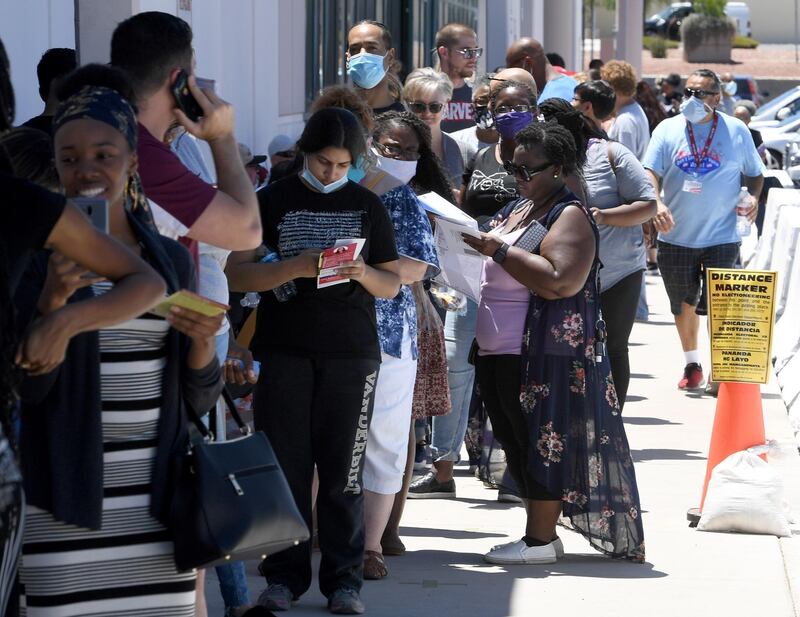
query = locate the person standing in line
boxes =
[658,73,683,117]
[346,20,404,115]
[450,73,499,156]
[642,69,763,391]
[21,48,76,135]
[433,23,481,134]
[568,85,658,409]
[719,72,738,116]
[505,37,577,104]
[16,72,223,617]
[635,80,668,136]
[402,67,469,192]
[110,11,261,253]
[462,120,645,565]
[359,111,439,581]
[226,108,401,615]
[0,42,165,615]
[409,79,540,499]
[600,60,652,322]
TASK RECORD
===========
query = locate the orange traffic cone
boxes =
[699,382,766,511]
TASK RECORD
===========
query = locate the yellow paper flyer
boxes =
[706,268,777,384]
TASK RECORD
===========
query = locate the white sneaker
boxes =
[489,537,564,559]
[483,539,558,564]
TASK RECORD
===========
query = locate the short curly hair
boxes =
[600,60,637,98]
[311,85,375,133]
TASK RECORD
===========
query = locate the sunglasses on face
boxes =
[684,87,718,99]
[375,141,421,161]
[408,101,445,114]
[503,160,552,182]
[494,104,533,114]
[454,47,483,59]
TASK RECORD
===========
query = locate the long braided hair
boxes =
[372,110,456,203]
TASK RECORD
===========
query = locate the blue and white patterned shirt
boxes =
[375,185,440,359]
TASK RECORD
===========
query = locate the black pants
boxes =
[474,354,557,501]
[600,270,642,411]
[253,351,380,598]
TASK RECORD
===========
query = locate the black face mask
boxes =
[474,105,493,130]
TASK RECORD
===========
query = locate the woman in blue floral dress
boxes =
[462,120,645,564]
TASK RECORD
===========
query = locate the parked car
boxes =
[760,115,800,169]
[644,2,751,40]
[750,86,800,130]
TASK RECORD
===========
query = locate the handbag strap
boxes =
[188,385,252,443]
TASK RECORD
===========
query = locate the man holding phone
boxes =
[110,12,261,254]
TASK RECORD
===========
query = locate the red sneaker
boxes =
[678,363,704,390]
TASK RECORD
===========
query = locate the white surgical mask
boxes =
[300,156,350,194]
[372,150,418,185]
[723,80,738,97]
[680,96,712,124]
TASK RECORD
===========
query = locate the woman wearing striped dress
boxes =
[14,68,223,616]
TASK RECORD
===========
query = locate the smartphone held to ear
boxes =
[71,197,109,234]
[172,70,215,123]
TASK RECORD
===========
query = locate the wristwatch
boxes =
[492,242,510,264]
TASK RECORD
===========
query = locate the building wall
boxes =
[0,0,75,126]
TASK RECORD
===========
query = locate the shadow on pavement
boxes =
[625,394,649,402]
[623,416,682,426]
[631,448,705,462]
[400,526,507,540]
[629,373,656,379]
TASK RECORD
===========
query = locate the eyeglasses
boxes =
[454,47,483,59]
[494,104,533,114]
[407,101,445,114]
[375,141,421,161]
[684,87,719,99]
[572,96,585,104]
[503,160,552,182]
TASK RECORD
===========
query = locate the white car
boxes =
[750,86,800,131]
[762,118,800,169]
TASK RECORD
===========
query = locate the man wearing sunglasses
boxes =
[642,68,764,393]
[434,23,481,133]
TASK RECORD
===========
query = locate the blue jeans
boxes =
[636,277,649,321]
[431,300,477,462]
[211,332,251,609]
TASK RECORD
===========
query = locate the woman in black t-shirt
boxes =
[227,108,400,614]
[461,80,539,225]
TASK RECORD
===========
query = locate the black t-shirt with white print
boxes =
[461,145,518,224]
[251,175,398,360]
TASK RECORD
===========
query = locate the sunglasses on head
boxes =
[503,160,552,182]
[408,101,445,114]
[684,87,718,99]
[454,47,483,59]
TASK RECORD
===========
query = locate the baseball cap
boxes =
[268,134,296,157]
[238,143,267,167]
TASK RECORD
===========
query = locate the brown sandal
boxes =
[363,550,388,580]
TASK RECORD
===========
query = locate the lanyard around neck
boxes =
[686,113,719,171]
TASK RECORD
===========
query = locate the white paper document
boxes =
[433,217,485,303]
[417,192,479,229]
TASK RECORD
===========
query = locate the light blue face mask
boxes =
[301,157,350,194]
[347,52,387,89]
[347,155,367,183]
[680,96,712,124]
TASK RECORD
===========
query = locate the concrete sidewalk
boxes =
[208,275,800,617]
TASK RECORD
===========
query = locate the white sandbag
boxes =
[697,448,792,537]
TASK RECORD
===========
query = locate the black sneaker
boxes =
[407,471,456,499]
[257,584,294,612]
[328,588,365,615]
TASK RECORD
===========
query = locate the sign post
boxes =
[706,268,778,384]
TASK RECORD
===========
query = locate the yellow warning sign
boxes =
[707,268,777,384]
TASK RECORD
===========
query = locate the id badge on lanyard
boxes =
[683,114,719,194]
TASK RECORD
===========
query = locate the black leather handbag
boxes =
[171,388,309,571]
